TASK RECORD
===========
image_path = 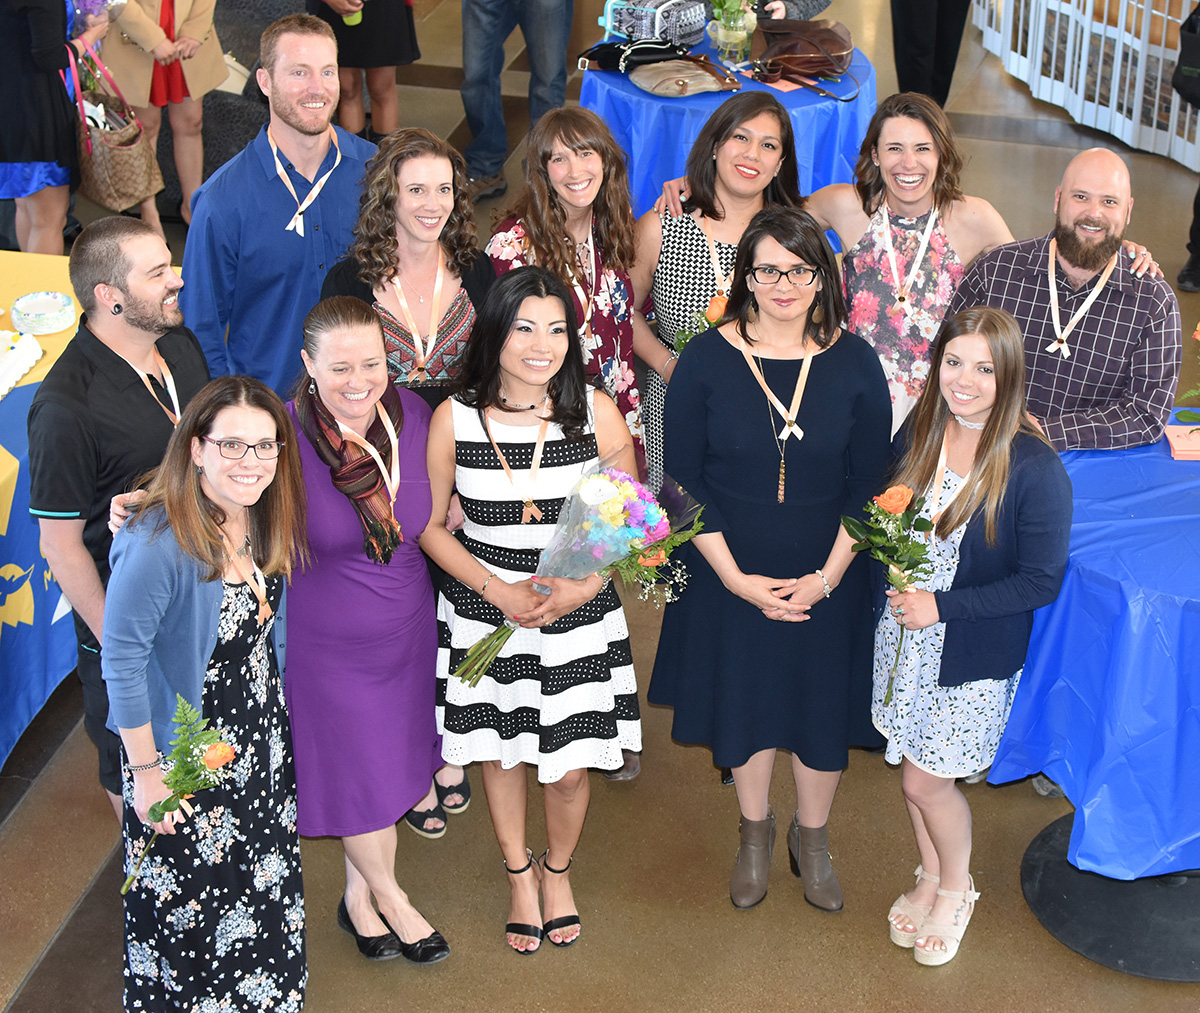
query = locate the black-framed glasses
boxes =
[750,265,818,287]
[202,437,284,460]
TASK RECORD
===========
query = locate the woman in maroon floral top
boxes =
[486,108,645,478]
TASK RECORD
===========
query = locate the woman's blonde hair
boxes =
[132,377,308,579]
[891,306,1048,544]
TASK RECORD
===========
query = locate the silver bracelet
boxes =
[815,569,832,599]
[128,754,162,772]
[480,572,497,596]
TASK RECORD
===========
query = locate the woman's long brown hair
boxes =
[131,377,309,580]
[891,306,1048,545]
[504,107,636,278]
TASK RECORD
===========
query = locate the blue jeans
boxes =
[460,0,574,177]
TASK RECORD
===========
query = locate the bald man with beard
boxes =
[948,148,1181,451]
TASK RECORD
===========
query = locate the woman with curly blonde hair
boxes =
[486,107,645,483]
[322,128,495,411]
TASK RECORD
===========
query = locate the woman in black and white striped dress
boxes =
[420,266,641,956]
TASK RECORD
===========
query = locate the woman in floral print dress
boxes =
[486,107,644,479]
[103,377,309,1010]
[871,308,1071,966]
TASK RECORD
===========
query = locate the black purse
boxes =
[576,37,691,73]
[1172,3,1200,107]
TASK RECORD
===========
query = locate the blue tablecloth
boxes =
[990,419,1200,879]
[0,251,80,770]
[579,46,877,218]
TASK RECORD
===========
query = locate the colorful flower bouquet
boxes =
[841,485,933,705]
[452,463,704,686]
[121,695,237,895]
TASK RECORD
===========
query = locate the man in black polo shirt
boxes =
[27,217,210,822]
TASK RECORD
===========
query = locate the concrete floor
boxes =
[4,0,1200,1009]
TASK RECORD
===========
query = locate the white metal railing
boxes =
[972,0,1200,168]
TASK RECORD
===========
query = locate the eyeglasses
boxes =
[202,437,284,460]
[750,265,818,287]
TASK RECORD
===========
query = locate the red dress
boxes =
[148,0,189,106]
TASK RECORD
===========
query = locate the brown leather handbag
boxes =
[750,19,860,100]
[629,55,742,96]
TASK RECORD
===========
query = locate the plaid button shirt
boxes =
[949,232,1182,451]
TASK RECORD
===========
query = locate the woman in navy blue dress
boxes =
[649,207,890,914]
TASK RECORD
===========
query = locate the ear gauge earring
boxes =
[111,303,123,315]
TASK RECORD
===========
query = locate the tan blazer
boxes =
[104,0,228,108]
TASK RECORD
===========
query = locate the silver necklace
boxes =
[954,414,986,431]
[396,268,425,303]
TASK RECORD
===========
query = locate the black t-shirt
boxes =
[27,319,211,584]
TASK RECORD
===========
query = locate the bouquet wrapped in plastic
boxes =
[452,460,704,686]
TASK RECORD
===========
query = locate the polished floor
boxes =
[4,0,1200,1010]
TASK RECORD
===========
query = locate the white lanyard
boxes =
[1046,239,1118,360]
[266,126,341,238]
[130,349,181,425]
[698,214,734,298]
[568,223,601,341]
[389,249,445,383]
[925,430,970,535]
[335,411,401,510]
[881,202,938,316]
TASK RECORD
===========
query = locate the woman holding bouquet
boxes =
[649,207,891,913]
[420,266,642,954]
[102,377,309,1010]
[874,307,1071,965]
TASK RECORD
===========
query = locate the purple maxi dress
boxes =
[285,389,441,837]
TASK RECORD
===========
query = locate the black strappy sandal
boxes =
[503,849,544,955]
[540,850,581,948]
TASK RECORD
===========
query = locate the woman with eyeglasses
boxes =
[102,376,309,1009]
[283,296,451,965]
[649,207,890,914]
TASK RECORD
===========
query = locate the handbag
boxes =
[576,37,690,73]
[66,41,163,212]
[1172,3,1200,108]
[749,19,860,101]
[629,55,742,96]
[602,0,707,47]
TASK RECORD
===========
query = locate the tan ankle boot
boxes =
[730,807,775,909]
[787,814,844,912]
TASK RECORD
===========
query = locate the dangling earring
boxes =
[196,464,203,475]
[308,378,315,395]
[811,303,824,324]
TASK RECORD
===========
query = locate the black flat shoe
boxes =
[434,771,471,814]
[380,914,451,965]
[337,898,402,961]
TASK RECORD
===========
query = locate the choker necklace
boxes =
[499,392,548,411]
[954,414,986,430]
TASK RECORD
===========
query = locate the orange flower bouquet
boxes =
[841,485,934,704]
[121,694,237,895]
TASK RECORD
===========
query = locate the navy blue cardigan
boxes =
[895,430,1073,687]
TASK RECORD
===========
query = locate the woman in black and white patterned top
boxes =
[630,92,802,492]
[420,267,641,956]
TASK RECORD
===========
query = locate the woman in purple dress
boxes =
[285,296,450,964]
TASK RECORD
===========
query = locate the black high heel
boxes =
[540,850,581,947]
[504,849,544,955]
[337,898,402,961]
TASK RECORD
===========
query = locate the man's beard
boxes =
[1053,214,1124,272]
[123,294,182,336]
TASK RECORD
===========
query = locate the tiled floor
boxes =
[5,0,1200,1009]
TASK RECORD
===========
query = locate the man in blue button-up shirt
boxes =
[181,13,377,395]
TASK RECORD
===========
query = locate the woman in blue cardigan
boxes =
[103,376,309,1010]
[872,307,1072,967]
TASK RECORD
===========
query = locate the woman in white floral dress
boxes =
[103,377,309,1010]
[871,307,1071,967]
